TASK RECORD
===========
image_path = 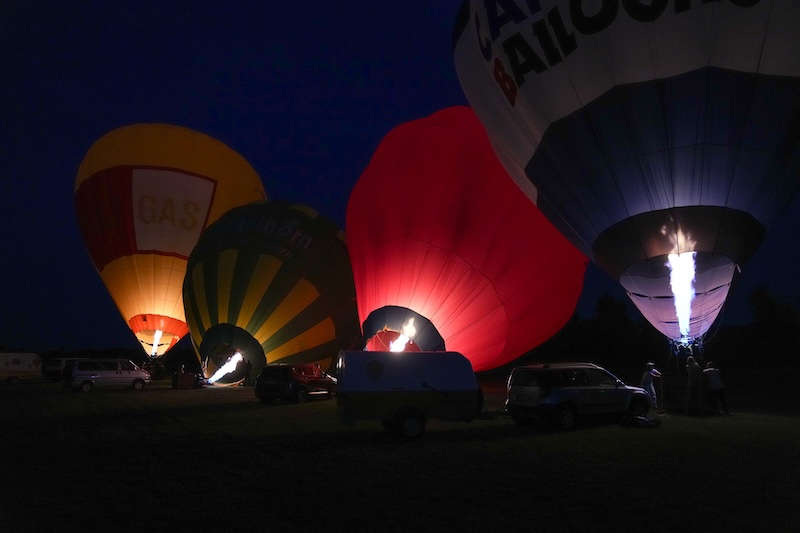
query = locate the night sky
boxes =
[2,2,799,353]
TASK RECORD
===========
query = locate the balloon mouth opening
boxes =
[592,206,763,280]
[362,306,445,353]
[198,324,265,384]
[364,326,423,353]
[620,252,736,342]
[130,314,189,357]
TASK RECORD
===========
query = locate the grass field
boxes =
[1,380,798,532]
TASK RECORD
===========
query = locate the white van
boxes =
[335,350,483,438]
[0,353,41,382]
[67,359,151,392]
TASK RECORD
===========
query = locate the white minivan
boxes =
[67,359,151,392]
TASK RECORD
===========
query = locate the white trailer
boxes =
[335,350,483,438]
[0,352,42,382]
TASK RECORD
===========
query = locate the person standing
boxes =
[685,356,703,415]
[640,362,662,411]
[703,361,730,415]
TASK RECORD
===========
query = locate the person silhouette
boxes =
[640,362,662,410]
[685,356,703,415]
[703,361,730,415]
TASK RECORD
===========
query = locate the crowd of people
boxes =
[640,358,730,416]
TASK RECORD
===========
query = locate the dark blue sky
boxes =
[2,2,798,352]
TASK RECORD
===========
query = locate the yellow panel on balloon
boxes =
[266,317,335,363]
[100,254,187,323]
[252,279,319,345]
[235,255,282,330]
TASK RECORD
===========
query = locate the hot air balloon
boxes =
[183,202,361,384]
[74,124,266,356]
[346,107,586,372]
[454,1,800,343]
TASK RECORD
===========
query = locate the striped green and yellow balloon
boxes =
[183,202,361,383]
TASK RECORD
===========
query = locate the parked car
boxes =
[505,362,651,429]
[0,352,41,383]
[67,359,151,392]
[335,350,483,438]
[255,363,336,403]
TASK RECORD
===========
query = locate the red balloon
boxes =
[346,107,587,372]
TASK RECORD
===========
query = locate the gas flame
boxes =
[151,329,163,357]
[208,352,243,384]
[389,318,417,352]
[666,252,697,342]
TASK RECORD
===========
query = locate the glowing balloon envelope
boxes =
[454,1,800,342]
[346,107,586,372]
[183,202,361,383]
[74,124,266,355]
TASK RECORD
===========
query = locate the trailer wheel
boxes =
[80,381,93,393]
[394,408,426,439]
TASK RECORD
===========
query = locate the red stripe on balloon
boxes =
[75,167,136,271]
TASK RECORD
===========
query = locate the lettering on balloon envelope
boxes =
[132,168,216,257]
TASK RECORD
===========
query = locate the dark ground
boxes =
[1,371,798,532]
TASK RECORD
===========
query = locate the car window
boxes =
[561,369,589,387]
[120,361,136,371]
[78,361,99,371]
[586,369,617,387]
[100,361,118,371]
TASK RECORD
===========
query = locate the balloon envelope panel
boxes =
[454,1,800,228]
[74,124,266,356]
[346,106,586,372]
[183,202,361,380]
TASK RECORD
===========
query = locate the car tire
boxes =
[554,404,576,430]
[511,412,534,427]
[629,398,649,417]
[80,381,93,393]
[255,390,271,404]
[296,388,308,403]
[132,379,145,392]
[393,408,426,439]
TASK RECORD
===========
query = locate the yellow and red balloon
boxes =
[74,124,265,356]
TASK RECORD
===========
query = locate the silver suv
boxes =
[505,362,650,429]
[67,359,151,392]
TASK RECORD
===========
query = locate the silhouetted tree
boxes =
[750,284,798,326]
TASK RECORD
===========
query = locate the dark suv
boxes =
[505,362,651,429]
[255,363,336,403]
